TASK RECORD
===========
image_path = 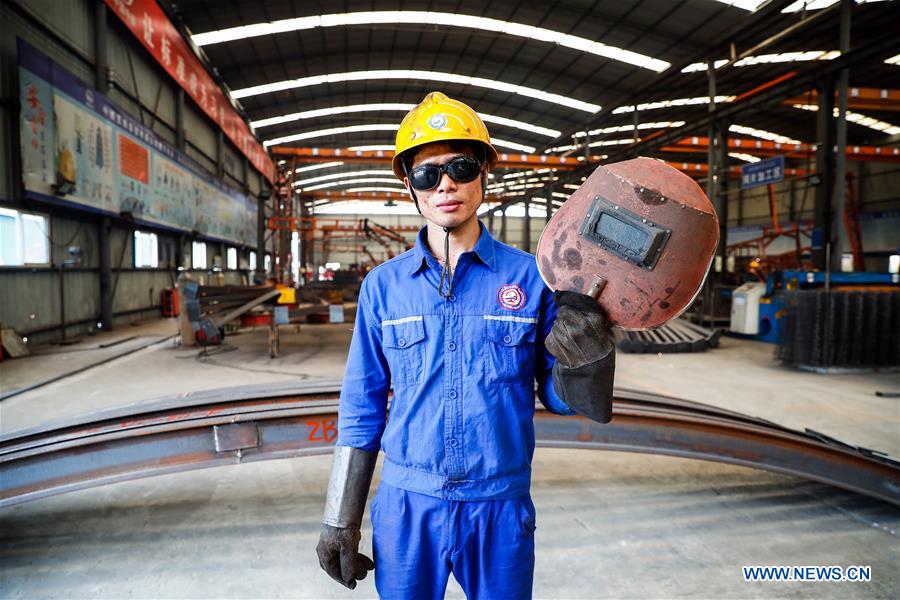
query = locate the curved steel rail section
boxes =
[2,380,898,508]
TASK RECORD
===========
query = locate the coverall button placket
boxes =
[442,282,466,482]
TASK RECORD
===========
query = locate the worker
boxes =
[316,91,616,599]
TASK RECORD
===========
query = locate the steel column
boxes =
[257,186,268,272]
[545,190,553,224]
[523,200,531,252]
[98,217,113,331]
[789,178,797,222]
[177,233,185,269]
[93,0,108,92]
[830,0,852,272]
[299,199,309,278]
[813,78,836,269]
[216,130,225,180]
[717,124,729,268]
[175,89,186,152]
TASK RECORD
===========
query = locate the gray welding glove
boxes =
[546,290,616,423]
[316,446,377,589]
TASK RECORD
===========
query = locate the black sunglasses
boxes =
[407,156,483,191]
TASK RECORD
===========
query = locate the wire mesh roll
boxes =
[778,289,900,368]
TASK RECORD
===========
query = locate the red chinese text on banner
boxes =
[104,0,274,183]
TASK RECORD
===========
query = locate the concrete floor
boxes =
[1,316,899,598]
[1,452,897,599]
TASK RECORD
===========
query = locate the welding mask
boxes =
[536,157,719,330]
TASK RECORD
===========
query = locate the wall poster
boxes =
[18,38,257,247]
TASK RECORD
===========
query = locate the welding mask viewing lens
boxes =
[408,156,482,191]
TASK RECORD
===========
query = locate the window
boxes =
[263,254,271,272]
[192,241,207,269]
[0,208,50,266]
[249,250,257,270]
[226,247,237,270]
[133,230,159,268]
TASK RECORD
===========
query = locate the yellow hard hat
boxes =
[392,92,499,179]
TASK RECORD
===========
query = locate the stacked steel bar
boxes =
[777,289,900,368]
[182,283,277,322]
[615,318,721,354]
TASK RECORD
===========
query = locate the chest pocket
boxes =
[381,317,427,386]
[483,316,537,385]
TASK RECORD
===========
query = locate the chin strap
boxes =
[437,226,453,299]
[437,146,487,299]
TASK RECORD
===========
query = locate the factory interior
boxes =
[1,0,899,598]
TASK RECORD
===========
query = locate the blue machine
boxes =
[749,271,900,344]
[765,270,899,296]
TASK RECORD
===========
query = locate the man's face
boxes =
[404,143,485,229]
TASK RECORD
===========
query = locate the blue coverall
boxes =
[338,221,575,599]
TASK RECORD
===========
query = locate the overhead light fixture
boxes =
[544,144,577,153]
[729,152,762,163]
[302,178,405,191]
[588,139,637,148]
[264,123,538,152]
[294,161,344,174]
[314,200,420,216]
[544,139,633,153]
[232,70,601,113]
[252,104,411,128]
[264,124,398,147]
[253,103,560,138]
[483,115,560,138]
[346,187,409,194]
[293,170,395,187]
[193,11,669,72]
[792,104,900,135]
[712,0,767,9]
[490,138,535,153]
[681,51,840,73]
[781,0,889,13]
[573,121,685,137]
[885,54,900,66]
[728,124,802,145]
[612,96,735,114]
[347,145,395,152]
[501,168,555,180]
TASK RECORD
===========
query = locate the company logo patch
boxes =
[428,114,447,129]
[497,284,526,310]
